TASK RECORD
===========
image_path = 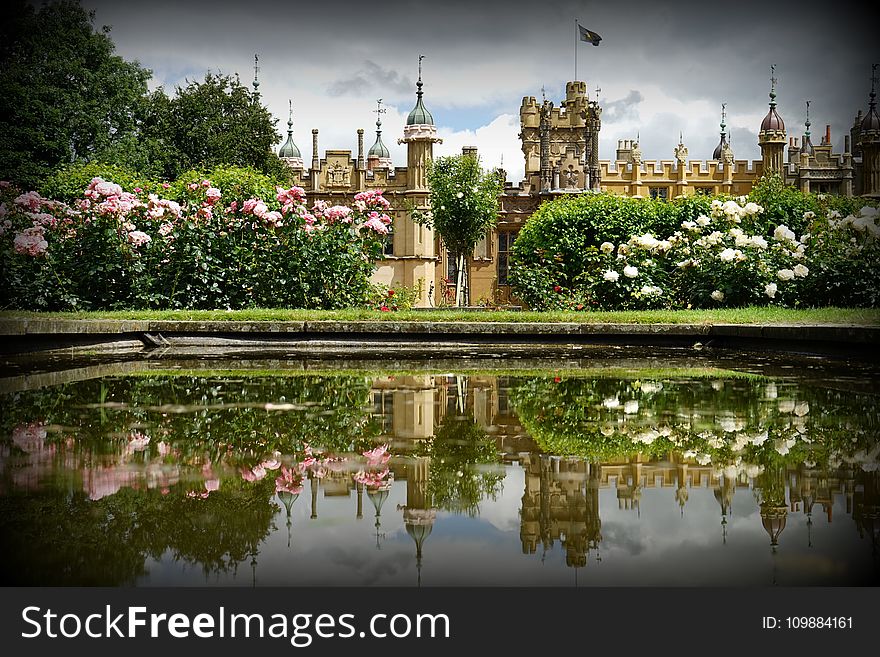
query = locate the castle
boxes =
[275,61,880,307]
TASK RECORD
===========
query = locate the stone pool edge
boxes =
[0,318,876,357]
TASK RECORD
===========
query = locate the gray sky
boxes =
[84,0,878,183]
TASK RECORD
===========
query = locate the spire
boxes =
[368,98,390,159]
[713,102,728,159]
[278,98,302,160]
[769,63,777,107]
[801,100,814,156]
[406,55,434,126]
[252,54,260,97]
[861,63,880,133]
[760,64,785,133]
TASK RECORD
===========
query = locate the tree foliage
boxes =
[0,0,152,188]
[143,74,284,180]
[420,154,502,304]
[423,154,503,256]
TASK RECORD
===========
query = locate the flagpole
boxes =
[574,19,578,82]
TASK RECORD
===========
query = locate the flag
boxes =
[578,24,602,46]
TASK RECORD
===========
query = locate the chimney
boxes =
[824,124,831,146]
[844,135,851,154]
[462,146,478,159]
[311,129,319,170]
[357,129,364,170]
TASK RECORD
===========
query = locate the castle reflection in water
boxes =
[298,374,880,573]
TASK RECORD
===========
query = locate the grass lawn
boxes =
[1,307,878,325]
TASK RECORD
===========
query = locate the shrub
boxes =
[799,206,880,307]
[0,178,393,311]
[39,162,148,203]
[509,193,713,309]
[510,188,879,310]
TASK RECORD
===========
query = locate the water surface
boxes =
[1,355,877,586]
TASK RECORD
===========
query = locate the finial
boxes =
[253,54,260,93]
[287,99,293,129]
[804,99,811,133]
[417,55,424,97]
[769,64,777,105]
[871,63,878,104]
[541,85,546,103]
[679,130,683,144]
[721,102,727,132]
[373,98,386,130]
[596,86,601,103]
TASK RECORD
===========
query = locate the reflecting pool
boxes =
[1,356,878,586]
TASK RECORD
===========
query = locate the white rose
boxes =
[623,265,639,278]
[750,235,768,249]
[603,269,620,282]
[719,248,736,262]
[603,397,620,409]
[600,241,615,254]
[773,225,796,242]
[624,400,639,414]
[711,290,725,301]
[764,283,778,298]
[793,264,809,277]
[696,215,711,226]
[777,269,795,281]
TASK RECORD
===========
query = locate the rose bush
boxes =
[0,176,393,310]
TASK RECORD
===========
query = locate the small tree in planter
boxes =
[419,153,502,306]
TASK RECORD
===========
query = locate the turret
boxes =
[278,99,303,170]
[859,64,880,197]
[368,98,392,170]
[759,65,787,176]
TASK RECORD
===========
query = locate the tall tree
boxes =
[144,73,283,180]
[423,154,502,305]
[0,0,152,188]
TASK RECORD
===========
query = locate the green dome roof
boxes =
[368,133,390,158]
[279,99,301,158]
[406,78,434,126]
[279,134,301,158]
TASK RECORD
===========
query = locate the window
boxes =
[447,250,460,284]
[383,225,394,256]
[497,232,515,285]
[474,232,489,259]
[695,187,714,196]
[649,187,668,200]
[372,391,394,434]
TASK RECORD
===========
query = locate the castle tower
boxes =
[396,56,441,306]
[399,56,441,191]
[278,99,303,171]
[759,65,787,177]
[859,64,880,198]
